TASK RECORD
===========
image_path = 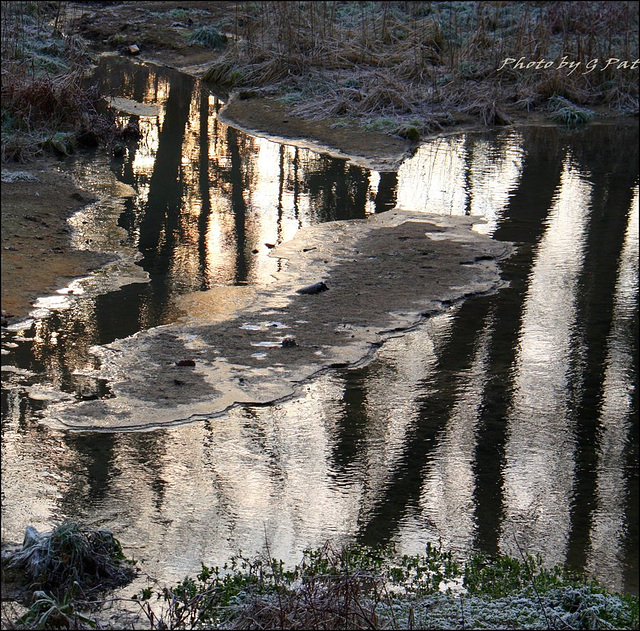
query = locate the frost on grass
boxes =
[383,586,639,630]
[2,522,136,598]
[134,543,639,630]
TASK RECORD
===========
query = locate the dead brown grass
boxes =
[1,2,115,162]
[204,1,639,135]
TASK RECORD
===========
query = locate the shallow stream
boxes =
[1,56,638,596]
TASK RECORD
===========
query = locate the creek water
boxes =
[1,56,638,596]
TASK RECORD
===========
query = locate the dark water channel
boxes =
[1,57,638,595]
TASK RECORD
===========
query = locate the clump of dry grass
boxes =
[2,523,136,599]
[1,66,115,161]
[1,1,115,162]
[224,550,382,630]
[204,1,639,135]
[3,67,98,132]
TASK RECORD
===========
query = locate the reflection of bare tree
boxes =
[500,159,593,567]
[227,126,249,284]
[276,145,287,239]
[330,368,369,475]
[61,432,118,510]
[126,431,169,512]
[355,301,495,547]
[586,189,638,594]
[566,125,639,577]
[139,74,193,275]
[472,128,565,557]
[345,128,566,553]
[374,171,397,214]
[198,90,212,289]
[29,302,102,396]
[306,158,370,222]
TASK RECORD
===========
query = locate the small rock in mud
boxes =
[296,281,328,295]
[175,359,196,367]
[282,337,297,348]
[1,310,13,327]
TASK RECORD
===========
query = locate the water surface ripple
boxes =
[1,57,637,596]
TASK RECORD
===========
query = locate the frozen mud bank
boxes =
[45,210,513,431]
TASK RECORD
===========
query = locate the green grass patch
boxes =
[548,95,596,126]
[188,26,228,50]
[202,62,244,87]
[14,589,99,630]
[132,542,638,630]
[361,117,399,133]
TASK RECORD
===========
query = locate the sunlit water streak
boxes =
[499,158,592,564]
[585,188,639,593]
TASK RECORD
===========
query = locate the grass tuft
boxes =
[188,25,228,50]
[3,523,136,599]
[14,589,99,630]
[548,95,596,126]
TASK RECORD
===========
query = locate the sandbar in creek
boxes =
[41,210,511,431]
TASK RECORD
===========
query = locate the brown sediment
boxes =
[1,161,114,322]
[219,95,415,172]
[44,210,513,431]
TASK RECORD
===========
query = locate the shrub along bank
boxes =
[1,1,115,162]
[3,524,637,630]
[132,542,639,630]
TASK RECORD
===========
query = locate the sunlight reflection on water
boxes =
[1,55,637,596]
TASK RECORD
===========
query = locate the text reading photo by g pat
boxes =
[498,55,639,75]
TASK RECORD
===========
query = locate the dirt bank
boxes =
[1,163,114,322]
[219,95,415,171]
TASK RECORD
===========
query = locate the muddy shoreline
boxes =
[43,210,512,431]
[1,162,114,322]
[2,1,634,324]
